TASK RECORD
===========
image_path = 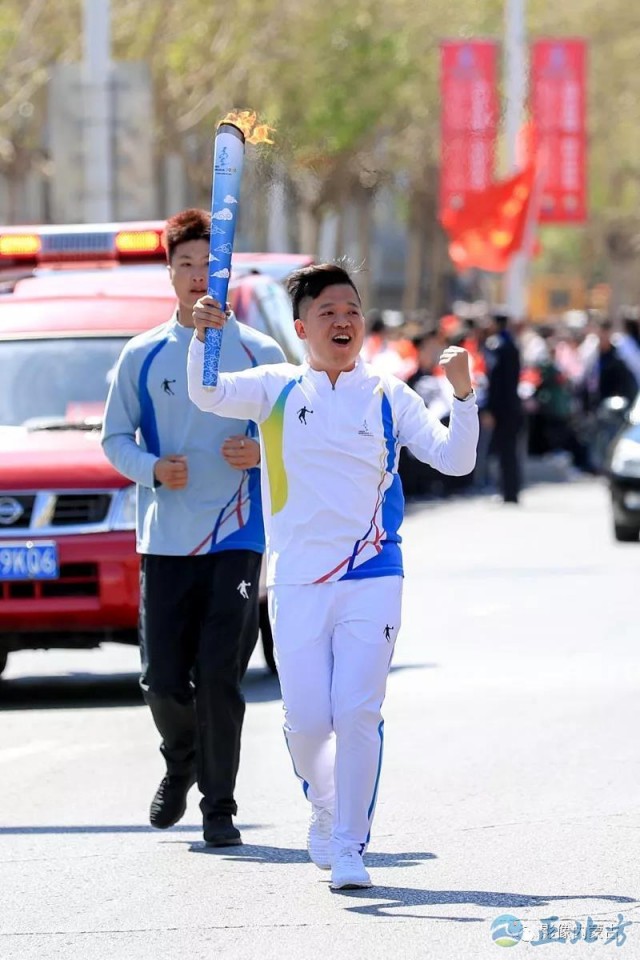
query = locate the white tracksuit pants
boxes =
[268,576,402,853]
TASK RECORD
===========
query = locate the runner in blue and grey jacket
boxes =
[101,208,284,846]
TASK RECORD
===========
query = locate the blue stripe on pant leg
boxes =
[361,718,384,850]
[283,728,309,798]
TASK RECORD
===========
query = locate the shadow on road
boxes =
[333,885,639,918]
[0,666,282,711]
[0,671,143,710]
[0,822,263,836]
[190,843,436,870]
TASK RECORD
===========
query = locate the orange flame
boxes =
[219,110,275,145]
[247,123,275,145]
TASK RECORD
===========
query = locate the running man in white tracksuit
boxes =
[187,264,479,890]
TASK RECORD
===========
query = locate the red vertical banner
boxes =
[439,41,499,218]
[531,39,587,223]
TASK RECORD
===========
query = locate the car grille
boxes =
[52,494,111,526]
[0,491,114,531]
[0,563,99,600]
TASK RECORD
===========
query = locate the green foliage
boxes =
[533,227,587,273]
[271,2,409,157]
[0,0,81,171]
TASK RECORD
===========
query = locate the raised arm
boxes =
[393,347,479,475]
[395,382,479,476]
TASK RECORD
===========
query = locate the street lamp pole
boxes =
[83,0,113,222]
[504,0,528,319]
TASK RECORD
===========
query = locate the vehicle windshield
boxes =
[0,337,128,427]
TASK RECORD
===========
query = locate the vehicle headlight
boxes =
[110,485,137,530]
[610,438,640,478]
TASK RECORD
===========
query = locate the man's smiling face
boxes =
[294,283,365,379]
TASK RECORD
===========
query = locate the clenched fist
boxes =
[439,346,473,399]
[154,455,188,490]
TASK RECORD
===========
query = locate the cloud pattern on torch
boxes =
[212,208,233,221]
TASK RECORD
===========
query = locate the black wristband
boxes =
[454,389,474,402]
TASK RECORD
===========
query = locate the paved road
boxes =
[1,479,638,960]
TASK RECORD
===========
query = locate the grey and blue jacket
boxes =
[102,311,285,556]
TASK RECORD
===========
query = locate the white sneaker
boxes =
[307,807,333,870]
[330,847,372,889]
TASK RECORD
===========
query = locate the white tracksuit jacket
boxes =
[187,337,479,587]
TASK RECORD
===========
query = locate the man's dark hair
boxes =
[285,263,360,320]
[492,313,510,331]
[163,208,211,263]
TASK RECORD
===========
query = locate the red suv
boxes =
[0,222,310,677]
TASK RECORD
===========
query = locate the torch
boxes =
[203,112,274,388]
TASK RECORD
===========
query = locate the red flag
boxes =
[441,165,535,272]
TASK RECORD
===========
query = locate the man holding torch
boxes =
[102,208,285,846]
[187,264,478,889]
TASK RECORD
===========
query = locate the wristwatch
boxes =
[454,389,475,402]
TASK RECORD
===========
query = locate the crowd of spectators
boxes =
[362,305,640,502]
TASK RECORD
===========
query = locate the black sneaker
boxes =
[203,815,242,847]
[149,774,196,829]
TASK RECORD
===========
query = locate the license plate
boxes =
[0,541,59,580]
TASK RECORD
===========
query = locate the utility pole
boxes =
[504,0,528,318]
[83,0,113,221]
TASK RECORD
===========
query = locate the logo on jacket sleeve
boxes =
[161,378,176,395]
